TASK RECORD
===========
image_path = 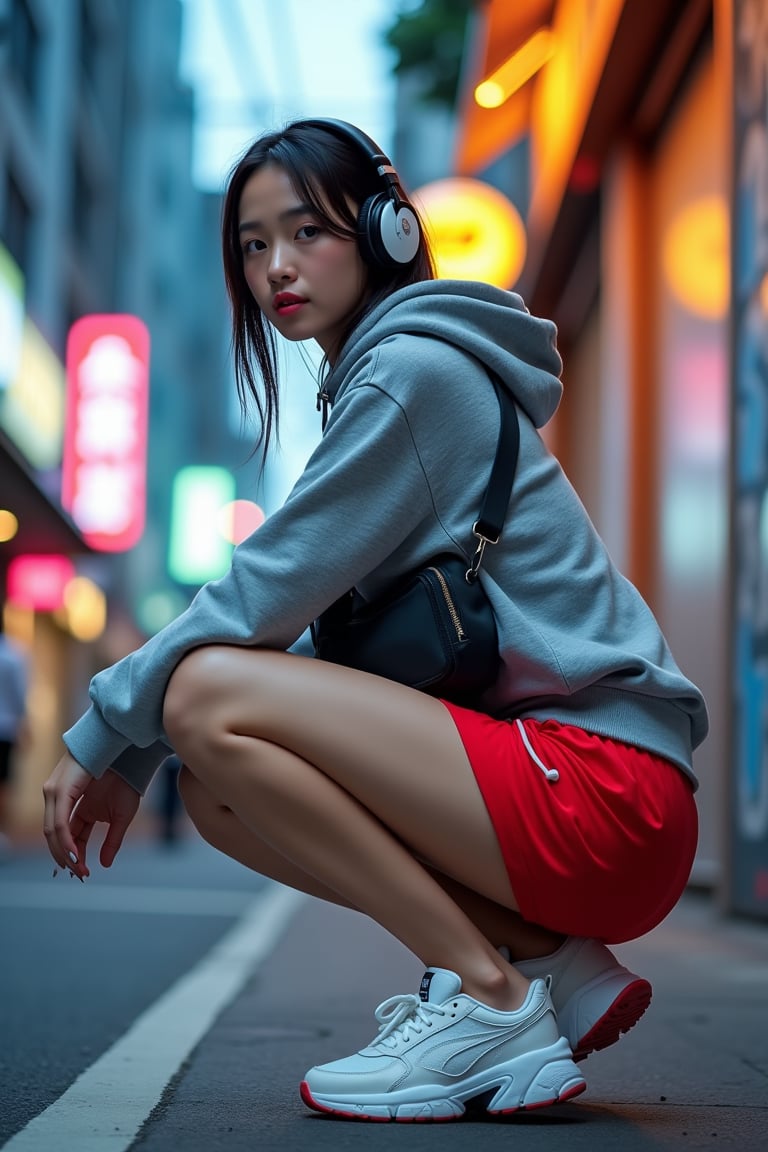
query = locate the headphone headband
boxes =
[294,118,421,268]
[299,118,392,175]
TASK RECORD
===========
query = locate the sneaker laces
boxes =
[372,993,447,1048]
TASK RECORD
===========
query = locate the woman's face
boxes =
[238,163,367,360]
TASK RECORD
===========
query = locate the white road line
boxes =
[0,882,257,917]
[1,883,305,1152]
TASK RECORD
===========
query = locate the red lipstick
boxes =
[273,292,307,315]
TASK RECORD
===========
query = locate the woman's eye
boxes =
[297,224,321,240]
[243,238,266,254]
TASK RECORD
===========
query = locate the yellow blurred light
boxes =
[474,28,556,109]
[414,178,527,288]
[61,576,107,642]
[475,81,506,110]
[0,509,19,542]
[2,600,34,646]
[2,317,65,469]
[662,196,728,320]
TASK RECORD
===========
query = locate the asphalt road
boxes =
[1,828,271,1148]
[2,823,767,1151]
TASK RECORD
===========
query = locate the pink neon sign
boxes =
[63,315,150,552]
[7,554,76,611]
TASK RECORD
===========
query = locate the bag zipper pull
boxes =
[428,566,466,641]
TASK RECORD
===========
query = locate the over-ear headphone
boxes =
[298,118,421,269]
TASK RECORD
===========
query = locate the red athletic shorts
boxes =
[441,703,698,944]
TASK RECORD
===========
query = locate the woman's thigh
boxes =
[164,647,519,909]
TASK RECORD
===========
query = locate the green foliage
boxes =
[383,0,475,109]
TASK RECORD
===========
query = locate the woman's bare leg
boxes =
[179,766,358,907]
[180,765,565,961]
[164,647,547,1009]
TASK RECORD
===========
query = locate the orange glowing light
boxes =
[414,178,527,289]
[662,196,729,320]
[0,509,19,542]
[759,271,768,315]
[474,28,556,109]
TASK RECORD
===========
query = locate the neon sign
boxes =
[7,554,76,611]
[63,315,150,552]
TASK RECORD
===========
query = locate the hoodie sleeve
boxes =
[63,373,436,786]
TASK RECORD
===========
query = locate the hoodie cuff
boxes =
[108,740,173,795]
[63,705,134,778]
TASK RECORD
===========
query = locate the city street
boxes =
[2,825,767,1151]
[1,1,765,1147]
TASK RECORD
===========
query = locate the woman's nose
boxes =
[268,243,296,283]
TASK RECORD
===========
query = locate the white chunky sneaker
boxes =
[511,937,652,1061]
[300,968,586,1122]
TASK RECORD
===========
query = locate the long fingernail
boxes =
[68,851,78,865]
[52,868,59,878]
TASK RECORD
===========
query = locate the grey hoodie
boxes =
[64,280,708,793]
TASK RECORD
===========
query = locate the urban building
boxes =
[454,0,764,917]
[0,0,233,831]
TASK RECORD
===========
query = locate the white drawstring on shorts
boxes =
[515,718,560,782]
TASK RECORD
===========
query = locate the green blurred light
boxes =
[136,589,188,635]
[169,466,235,584]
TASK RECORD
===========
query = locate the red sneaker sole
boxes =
[573,978,652,1061]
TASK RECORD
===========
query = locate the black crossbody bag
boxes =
[310,373,519,706]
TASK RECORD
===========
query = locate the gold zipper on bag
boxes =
[428,567,466,641]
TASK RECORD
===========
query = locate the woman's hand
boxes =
[43,753,140,879]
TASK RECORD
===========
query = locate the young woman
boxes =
[43,119,708,1123]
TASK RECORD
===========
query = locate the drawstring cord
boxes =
[316,388,330,431]
[515,719,559,782]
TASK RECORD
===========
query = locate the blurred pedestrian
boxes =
[0,614,29,859]
[42,119,708,1122]
[155,753,183,845]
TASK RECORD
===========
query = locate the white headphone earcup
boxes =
[378,200,421,264]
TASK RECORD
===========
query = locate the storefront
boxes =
[1,432,98,832]
[455,0,764,916]
[1,431,85,560]
[0,240,97,832]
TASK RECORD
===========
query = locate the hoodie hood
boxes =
[325,280,563,429]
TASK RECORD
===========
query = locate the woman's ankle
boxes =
[461,957,531,1012]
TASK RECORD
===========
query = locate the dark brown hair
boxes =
[221,120,435,464]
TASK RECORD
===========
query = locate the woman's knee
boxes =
[163,645,234,750]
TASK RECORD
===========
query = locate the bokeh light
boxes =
[0,509,19,542]
[414,178,527,289]
[217,499,266,544]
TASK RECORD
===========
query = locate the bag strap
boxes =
[466,371,519,582]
